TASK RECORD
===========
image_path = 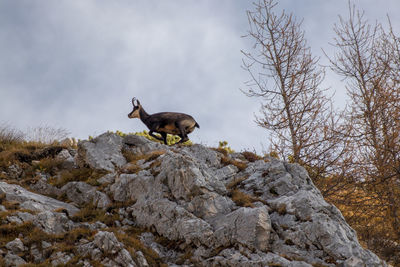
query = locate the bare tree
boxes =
[242,0,346,179]
[327,3,400,263]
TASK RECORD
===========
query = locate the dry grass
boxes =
[21,227,96,264]
[242,151,262,162]
[122,149,166,164]
[113,228,168,267]
[25,125,70,144]
[220,156,248,171]
[225,177,266,208]
[212,147,229,157]
[230,189,256,208]
[0,124,25,150]
[123,163,142,174]
[122,149,165,174]
[0,221,36,245]
[49,168,108,188]
[71,203,119,226]
[226,176,249,190]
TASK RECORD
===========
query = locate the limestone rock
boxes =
[7,164,23,180]
[123,134,165,155]
[30,178,62,197]
[77,231,137,267]
[157,152,226,200]
[110,171,164,202]
[0,181,79,216]
[56,149,76,168]
[5,238,26,254]
[59,137,78,147]
[61,181,111,209]
[135,250,149,267]
[77,132,127,171]
[181,144,222,168]
[0,132,388,266]
[4,252,26,267]
[6,212,35,224]
[185,192,234,220]
[129,198,215,247]
[50,251,74,265]
[213,206,271,251]
[33,211,76,234]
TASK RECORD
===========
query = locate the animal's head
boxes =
[128,97,141,119]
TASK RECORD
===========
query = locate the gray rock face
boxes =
[30,178,62,197]
[78,132,127,171]
[0,182,79,216]
[5,238,26,254]
[56,149,76,168]
[4,252,26,267]
[123,135,165,155]
[0,132,387,266]
[130,198,215,247]
[213,206,271,252]
[7,164,23,180]
[6,212,35,224]
[77,231,137,267]
[116,133,386,266]
[61,181,111,209]
[33,211,76,234]
[50,251,74,266]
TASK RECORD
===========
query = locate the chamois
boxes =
[128,97,200,145]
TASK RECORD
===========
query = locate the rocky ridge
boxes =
[0,132,387,266]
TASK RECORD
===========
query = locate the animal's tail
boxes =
[195,122,200,128]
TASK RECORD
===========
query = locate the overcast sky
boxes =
[1,1,399,153]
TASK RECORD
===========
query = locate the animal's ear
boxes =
[136,99,141,106]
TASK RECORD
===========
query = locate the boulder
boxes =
[33,211,76,234]
[77,132,126,171]
[77,231,137,267]
[213,206,271,251]
[7,164,23,180]
[5,238,26,254]
[123,134,165,155]
[61,181,111,209]
[129,198,215,247]
[56,149,76,168]
[4,253,26,267]
[0,182,79,216]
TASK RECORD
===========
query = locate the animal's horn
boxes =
[132,97,137,106]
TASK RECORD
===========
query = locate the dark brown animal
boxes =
[128,97,200,145]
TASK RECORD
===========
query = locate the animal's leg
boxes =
[176,122,189,144]
[149,131,163,141]
[160,132,168,145]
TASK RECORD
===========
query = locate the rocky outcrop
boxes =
[61,181,111,209]
[0,182,79,216]
[77,132,127,171]
[0,132,387,266]
[77,231,137,267]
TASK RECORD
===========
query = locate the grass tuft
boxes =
[229,189,256,208]
[49,168,108,188]
[71,203,119,226]
[242,151,262,162]
[221,156,248,171]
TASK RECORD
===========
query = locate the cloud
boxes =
[0,0,399,152]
